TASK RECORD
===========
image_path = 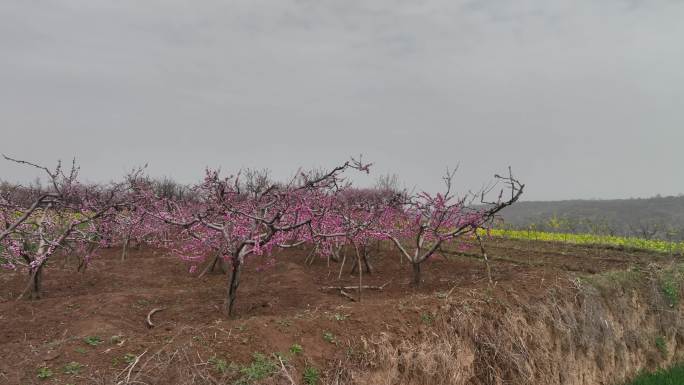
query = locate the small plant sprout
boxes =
[322,331,336,344]
[110,334,124,344]
[420,313,434,325]
[238,353,277,383]
[208,356,230,374]
[36,366,53,380]
[655,336,668,356]
[123,353,137,364]
[303,366,320,385]
[83,335,103,346]
[289,343,303,355]
[62,361,83,375]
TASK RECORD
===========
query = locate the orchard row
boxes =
[0,155,523,315]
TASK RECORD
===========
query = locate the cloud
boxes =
[1,0,683,200]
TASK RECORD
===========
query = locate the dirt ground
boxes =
[0,238,666,384]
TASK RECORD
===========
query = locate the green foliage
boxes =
[289,343,303,355]
[655,336,668,356]
[74,347,87,354]
[237,353,277,384]
[303,366,320,385]
[36,366,53,380]
[208,356,232,374]
[420,313,434,325]
[623,363,684,385]
[660,272,680,307]
[62,361,83,375]
[83,335,103,346]
[580,268,644,293]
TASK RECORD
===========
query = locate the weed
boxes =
[655,336,668,356]
[110,335,124,344]
[237,353,277,384]
[208,356,231,374]
[75,347,87,354]
[660,273,679,307]
[276,319,292,328]
[36,366,53,380]
[420,313,434,325]
[331,313,348,321]
[322,331,336,344]
[62,361,83,375]
[289,343,303,355]
[83,335,103,346]
[303,366,320,385]
[123,353,137,364]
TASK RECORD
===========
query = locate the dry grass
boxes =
[334,266,684,385]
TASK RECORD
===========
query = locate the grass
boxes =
[303,366,320,385]
[236,353,277,384]
[655,336,668,356]
[580,268,644,293]
[420,312,434,325]
[208,356,232,374]
[659,271,680,307]
[289,343,303,355]
[623,363,684,385]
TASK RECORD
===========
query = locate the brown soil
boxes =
[0,239,675,384]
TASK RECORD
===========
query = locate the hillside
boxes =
[498,195,684,240]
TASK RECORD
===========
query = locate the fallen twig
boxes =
[321,281,390,291]
[122,349,147,385]
[339,289,356,302]
[145,308,165,328]
[278,356,296,385]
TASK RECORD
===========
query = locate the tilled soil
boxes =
[0,238,665,384]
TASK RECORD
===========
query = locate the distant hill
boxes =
[497,195,684,241]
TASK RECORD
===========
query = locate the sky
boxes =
[1,0,683,201]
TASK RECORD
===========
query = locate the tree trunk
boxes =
[29,265,43,299]
[199,252,227,278]
[349,245,373,274]
[226,256,243,316]
[121,235,129,261]
[363,251,373,274]
[476,234,493,285]
[411,262,421,286]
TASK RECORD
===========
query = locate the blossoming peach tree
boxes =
[381,167,524,285]
[0,155,143,298]
[138,158,371,316]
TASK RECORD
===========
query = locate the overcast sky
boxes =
[1,0,683,201]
